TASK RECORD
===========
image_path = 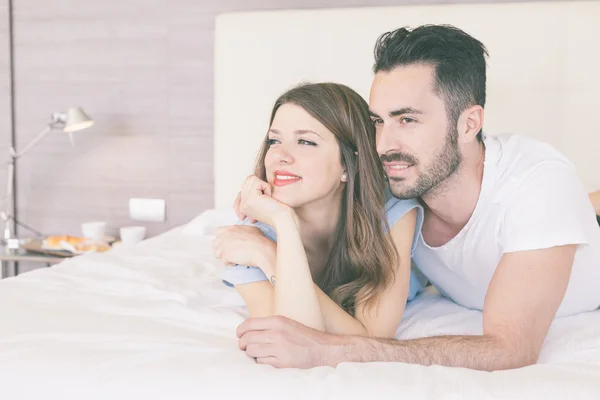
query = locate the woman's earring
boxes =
[341,173,347,182]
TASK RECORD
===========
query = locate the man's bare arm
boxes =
[335,335,518,371]
[322,244,576,371]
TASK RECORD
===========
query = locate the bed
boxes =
[2,1,600,398]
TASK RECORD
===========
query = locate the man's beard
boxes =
[384,125,462,200]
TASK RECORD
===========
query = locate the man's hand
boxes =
[237,315,338,368]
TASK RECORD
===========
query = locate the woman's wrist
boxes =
[272,208,299,231]
[256,239,276,276]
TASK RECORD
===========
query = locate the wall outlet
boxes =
[129,198,166,222]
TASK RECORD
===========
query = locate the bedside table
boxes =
[0,246,68,279]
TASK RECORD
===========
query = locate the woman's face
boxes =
[264,103,346,209]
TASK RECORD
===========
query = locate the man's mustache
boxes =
[379,152,418,165]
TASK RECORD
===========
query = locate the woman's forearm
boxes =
[257,234,369,336]
[312,287,370,335]
[271,211,326,331]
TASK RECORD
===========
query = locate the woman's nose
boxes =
[272,145,294,164]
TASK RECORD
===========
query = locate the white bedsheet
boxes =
[1,210,599,399]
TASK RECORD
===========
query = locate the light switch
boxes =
[129,198,166,222]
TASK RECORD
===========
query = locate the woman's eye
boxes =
[267,138,280,145]
[298,139,316,146]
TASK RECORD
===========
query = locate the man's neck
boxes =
[421,141,486,231]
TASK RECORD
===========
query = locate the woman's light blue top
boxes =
[221,189,427,301]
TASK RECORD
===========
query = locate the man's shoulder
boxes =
[491,133,573,170]
[488,133,578,187]
[482,133,587,213]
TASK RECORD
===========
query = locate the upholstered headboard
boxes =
[214,1,600,208]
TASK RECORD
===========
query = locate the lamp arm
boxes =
[2,160,14,242]
[2,124,52,242]
[12,125,53,160]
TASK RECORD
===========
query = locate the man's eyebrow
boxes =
[369,107,423,118]
[389,107,423,117]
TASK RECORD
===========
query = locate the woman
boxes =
[591,190,600,224]
[212,83,425,338]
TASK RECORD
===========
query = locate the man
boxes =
[235,25,600,371]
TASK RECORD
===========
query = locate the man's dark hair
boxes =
[373,25,488,141]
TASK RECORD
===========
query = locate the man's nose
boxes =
[376,124,398,155]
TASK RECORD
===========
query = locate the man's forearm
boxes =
[325,334,536,371]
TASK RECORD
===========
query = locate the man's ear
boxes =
[457,105,484,143]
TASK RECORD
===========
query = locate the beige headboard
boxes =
[214,1,600,209]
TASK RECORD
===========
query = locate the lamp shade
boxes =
[63,107,95,132]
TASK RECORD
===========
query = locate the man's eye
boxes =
[400,117,416,124]
[298,139,316,146]
[371,118,384,126]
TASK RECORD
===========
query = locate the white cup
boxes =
[120,226,147,245]
[82,221,106,242]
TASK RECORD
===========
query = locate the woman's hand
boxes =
[213,225,276,272]
[238,175,293,226]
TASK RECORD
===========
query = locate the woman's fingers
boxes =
[243,175,271,198]
[233,191,246,220]
[262,181,272,197]
[240,176,271,224]
[250,176,271,196]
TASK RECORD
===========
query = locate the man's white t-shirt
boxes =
[412,133,600,317]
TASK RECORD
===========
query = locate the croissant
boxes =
[74,242,111,253]
[44,235,85,248]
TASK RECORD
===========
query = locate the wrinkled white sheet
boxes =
[0,210,599,399]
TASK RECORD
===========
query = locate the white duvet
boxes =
[1,210,599,399]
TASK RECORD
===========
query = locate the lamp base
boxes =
[2,215,44,250]
[3,237,24,250]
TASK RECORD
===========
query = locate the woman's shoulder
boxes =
[383,189,424,256]
[385,189,422,217]
[384,188,424,233]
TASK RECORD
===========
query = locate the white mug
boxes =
[82,221,106,242]
[120,226,147,245]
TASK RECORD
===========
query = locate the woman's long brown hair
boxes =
[253,82,399,315]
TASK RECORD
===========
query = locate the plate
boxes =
[22,240,75,258]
